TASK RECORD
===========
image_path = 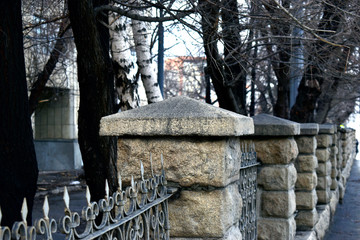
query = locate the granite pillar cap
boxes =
[319,124,336,134]
[251,114,300,136]
[100,96,254,136]
[299,123,319,135]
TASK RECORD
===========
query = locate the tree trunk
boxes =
[221,0,247,115]
[199,0,240,113]
[109,10,140,111]
[290,0,346,122]
[130,2,163,104]
[263,0,291,119]
[28,18,71,115]
[0,0,38,226]
[68,0,118,201]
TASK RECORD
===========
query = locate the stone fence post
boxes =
[250,114,299,240]
[315,125,335,205]
[294,124,319,232]
[99,96,254,240]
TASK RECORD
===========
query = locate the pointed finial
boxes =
[161,154,165,176]
[43,196,49,219]
[21,198,28,223]
[118,173,122,191]
[150,153,154,177]
[63,187,70,210]
[131,176,135,189]
[105,180,109,199]
[140,161,144,181]
[86,186,91,206]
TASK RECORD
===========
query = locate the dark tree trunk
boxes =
[68,0,118,201]
[199,0,240,113]
[221,0,247,115]
[263,0,291,119]
[28,18,71,115]
[290,0,345,122]
[0,1,38,226]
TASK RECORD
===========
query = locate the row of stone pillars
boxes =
[100,96,356,240]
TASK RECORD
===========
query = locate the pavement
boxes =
[33,170,87,223]
[324,159,360,239]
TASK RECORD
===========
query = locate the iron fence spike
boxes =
[131,175,135,189]
[86,186,91,206]
[150,153,154,177]
[21,198,28,223]
[118,173,122,191]
[63,187,70,210]
[105,180,109,199]
[140,161,144,181]
[43,196,49,219]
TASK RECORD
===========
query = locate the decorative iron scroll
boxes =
[0,155,173,240]
[239,143,259,240]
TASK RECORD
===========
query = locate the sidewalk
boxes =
[33,170,87,223]
[324,159,360,239]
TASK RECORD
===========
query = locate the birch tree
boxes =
[130,1,163,103]
[109,10,140,111]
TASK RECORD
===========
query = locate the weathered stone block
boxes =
[296,172,317,191]
[331,167,338,178]
[254,138,298,164]
[100,96,254,137]
[330,188,339,215]
[316,189,331,204]
[316,148,330,162]
[258,164,297,190]
[294,231,317,240]
[296,208,319,230]
[295,136,317,154]
[296,190,317,210]
[331,179,338,190]
[295,155,318,172]
[261,190,296,218]
[169,183,242,238]
[316,134,332,148]
[117,137,242,187]
[314,205,331,240]
[316,176,332,190]
[316,161,332,177]
[258,216,296,240]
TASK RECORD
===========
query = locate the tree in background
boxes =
[68,0,118,200]
[0,1,38,226]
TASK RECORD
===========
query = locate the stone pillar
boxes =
[294,123,319,231]
[315,125,334,205]
[99,96,254,240]
[251,114,299,240]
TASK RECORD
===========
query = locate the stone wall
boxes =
[99,96,357,240]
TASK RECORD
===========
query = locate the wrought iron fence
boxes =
[239,143,259,240]
[0,157,174,240]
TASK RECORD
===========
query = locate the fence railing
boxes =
[0,157,174,240]
[239,143,258,240]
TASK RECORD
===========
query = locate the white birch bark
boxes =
[130,3,163,103]
[109,10,140,111]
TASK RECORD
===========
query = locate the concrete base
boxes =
[34,139,82,171]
